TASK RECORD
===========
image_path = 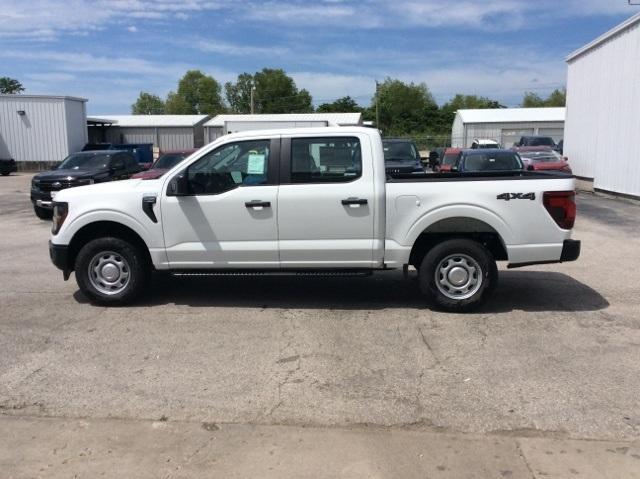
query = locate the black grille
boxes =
[36,181,76,192]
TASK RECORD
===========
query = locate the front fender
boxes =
[53,209,159,249]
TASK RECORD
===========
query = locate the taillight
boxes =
[543,191,576,229]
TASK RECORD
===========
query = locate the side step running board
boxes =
[171,270,373,277]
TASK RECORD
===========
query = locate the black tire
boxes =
[75,237,150,306]
[33,205,53,220]
[419,239,497,312]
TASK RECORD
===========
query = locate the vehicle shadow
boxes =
[74,270,609,313]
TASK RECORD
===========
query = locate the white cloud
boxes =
[0,0,222,39]
[196,40,289,57]
[127,25,138,33]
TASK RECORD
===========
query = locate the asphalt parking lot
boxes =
[1,173,640,478]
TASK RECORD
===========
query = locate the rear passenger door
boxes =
[277,134,376,268]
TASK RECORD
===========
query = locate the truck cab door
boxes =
[276,134,378,268]
[160,137,280,269]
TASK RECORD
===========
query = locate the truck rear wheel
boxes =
[419,239,497,312]
[33,205,53,220]
[74,237,149,305]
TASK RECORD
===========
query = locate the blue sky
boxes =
[1,0,636,114]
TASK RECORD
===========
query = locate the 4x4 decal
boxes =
[497,192,536,201]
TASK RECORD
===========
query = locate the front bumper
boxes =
[31,189,53,208]
[49,241,71,279]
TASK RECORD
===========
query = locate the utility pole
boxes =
[375,80,380,131]
[250,84,256,114]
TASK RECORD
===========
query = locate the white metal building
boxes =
[451,108,566,148]
[204,113,363,143]
[88,115,210,150]
[565,12,640,198]
[0,95,88,169]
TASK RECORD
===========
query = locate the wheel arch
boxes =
[408,217,508,267]
[67,221,152,272]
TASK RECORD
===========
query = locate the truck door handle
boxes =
[341,197,368,205]
[245,200,271,208]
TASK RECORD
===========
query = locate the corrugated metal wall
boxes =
[204,126,224,144]
[451,114,465,147]
[64,98,88,153]
[0,96,86,163]
[102,127,197,150]
[565,21,640,196]
[455,121,564,148]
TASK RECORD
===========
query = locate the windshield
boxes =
[154,154,187,169]
[463,152,523,171]
[383,141,418,162]
[525,137,555,146]
[442,153,459,166]
[518,150,562,163]
[57,153,111,170]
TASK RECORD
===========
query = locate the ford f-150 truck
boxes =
[48,127,580,311]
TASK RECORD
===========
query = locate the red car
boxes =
[512,146,571,174]
[131,149,198,180]
[436,147,462,172]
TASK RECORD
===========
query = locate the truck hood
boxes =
[52,178,161,202]
[34,168,106,181]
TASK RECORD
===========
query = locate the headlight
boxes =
[51,202,68,235]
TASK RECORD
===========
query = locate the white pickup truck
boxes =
[48,127,580,311]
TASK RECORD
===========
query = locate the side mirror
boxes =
[167,171,189,196]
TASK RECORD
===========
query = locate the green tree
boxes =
[545,88,566,107]
[522,92,546,107]
[374,78,438,135]
[165,91,192,114]
[438,94,505,132]
[131,92,165,114]
[522,88,566,107]
[253,68,312,113]
[0,77,24,94]
[224,72,254,113]
[165,70,225,115]
[316,96,363,113]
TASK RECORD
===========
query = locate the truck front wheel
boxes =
[75,237,150,305]
[419,239,497,312]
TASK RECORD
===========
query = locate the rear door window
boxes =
[290,137,362,183]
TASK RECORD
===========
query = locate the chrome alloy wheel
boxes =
[88,251,131,295]
[435,253,483,300]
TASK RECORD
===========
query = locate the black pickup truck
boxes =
[0,158,17,176]
[31,150,139,219]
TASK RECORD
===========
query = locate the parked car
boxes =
[131,149,198,180]
[82,143,154,170]
[382,138,424,175]
[31,150,140,219]
[451,149,524,173]
[513,147,571,174]
[436,147,462,172]
[554,139,564,155]
[0,158,17,176]
[515,136,556,148]
[48,127,580,311]
[471,139,500,149]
